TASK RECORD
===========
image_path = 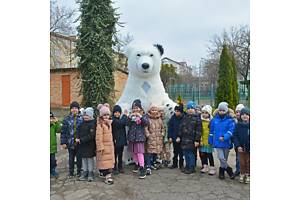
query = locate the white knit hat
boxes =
[235,104,245,112]
[83,107,94,119]
[201,105,212,116]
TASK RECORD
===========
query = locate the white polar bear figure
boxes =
[116,43,176,118]
[116,43,177,165]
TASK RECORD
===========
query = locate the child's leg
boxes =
[137,153,145,168]
[238,151,246,174]
[246,152,250,175]
[145,153,151,168]
[87,157,94,173]
[118,146,124,169]
[50,153,57,173]
[82,158,88,172]
[200,151,208,166]
[74,146,82,174]
[172,142,179,167]
[131,152,139,165]
[114,146,118,170]
[216,148,227,169]
[235,148,240,174]
[208,153,215,167]
[190,149,196,169]
[68,148,75,175]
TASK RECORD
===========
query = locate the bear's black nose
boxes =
[142,63,150,69]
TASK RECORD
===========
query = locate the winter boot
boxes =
[132,163,139,173]
[239,173,245,183]
[146,168,152,175]
[208,166,216,175]
[219,167,225,180]
[200,164,209,173]
[225,166,235,179]
[79,171,88,181]
[119,167,125,174]
[184,168,192,174]
[245,174,250,184]
[87,171,94,182]
[104,174,114,185]
[139,167,146,179]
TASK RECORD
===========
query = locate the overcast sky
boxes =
[57,0,249,66]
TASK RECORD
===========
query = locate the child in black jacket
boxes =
[112,105,129,174]
[233,107,250,184]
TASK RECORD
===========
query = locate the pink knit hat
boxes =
[97,103,111,117]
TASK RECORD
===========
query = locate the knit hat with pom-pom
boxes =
[97,103,111,117]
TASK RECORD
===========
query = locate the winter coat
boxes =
[178,113,202,150]
[127,114,149,142]
[201,118,210,146]
[60,114,83,148]
[145,112,164,154]
[233,122,250,152]
[167,114,184,141]
[96,118,115,170]
[50,121,61,154]
[112,115,128,147]
[77,119,96,158]
[209,114,235,149]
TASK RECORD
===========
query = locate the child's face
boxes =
[150,108,158,115]
[201,111,210,119]
[71,107,79,115]
[236,110,241,119]
[102,114,110,120]
[241,114,250,122]
[132,106,140,113]
[187,108,195,114]
[218,110,226,116]
[114,111,121,118]
[175,110,181,116]
[83,115,91,121]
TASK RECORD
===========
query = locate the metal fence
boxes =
[166,84,249,107]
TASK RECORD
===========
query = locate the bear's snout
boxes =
[142,63,150,69]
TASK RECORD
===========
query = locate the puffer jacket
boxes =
[201,118,210,146]
[145,112,164,154]
[96,118,115,170]
[77,119,96,158]
[168,113,184,141]
[112,115,128,147]
[177,113,202,150]
[209,114,235,149]
[60,114,83,148]
[127,114,149,142]
[233,122,250,152]
[50,121,61,154]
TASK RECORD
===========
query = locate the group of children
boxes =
[50,99,250,185]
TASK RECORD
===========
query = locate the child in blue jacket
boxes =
[209,102,235,180]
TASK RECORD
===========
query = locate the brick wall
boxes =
[50,69,82,108]
[50,68,128,108]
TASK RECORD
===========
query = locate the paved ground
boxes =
[51,134,250,200]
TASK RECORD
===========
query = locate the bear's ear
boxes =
[153,44,164,56]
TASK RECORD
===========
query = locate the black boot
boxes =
[226,166,235,179]
[219,167,225,180]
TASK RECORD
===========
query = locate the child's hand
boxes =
[200,141,203,146]
[61,144,67,149]
[75,138,80,144]
[176,137,180,143]
[238,147,243,152]
[194,142,199,147]
[124,109,129,116]
[168,138,173,143]
[219,136,224,142]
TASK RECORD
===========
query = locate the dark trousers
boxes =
[145,153,157,168]
[99,169,111,176]
[50,153,57,173]
[199,151,215,166]
[235,148,240,173]
[183,149,195,169]
[172,141,184,168]
[194,148,198,167]
[68,146,82,175]
[114,145,124,169]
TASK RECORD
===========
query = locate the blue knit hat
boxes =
[186,101,196,110]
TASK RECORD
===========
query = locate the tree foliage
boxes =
[215,45,238,109]
[76,0,119,107]
[160,64,178,88]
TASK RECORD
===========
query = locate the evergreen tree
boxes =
[230,54,239,108]
[215,45,234,109]
[76,0,119,107]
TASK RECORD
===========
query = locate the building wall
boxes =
[50,69,82,108]
[50,69,128,108]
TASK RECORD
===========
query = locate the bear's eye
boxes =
[150,54,154,57]
[137,54,141,57]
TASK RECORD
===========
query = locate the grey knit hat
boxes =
[83,107,94,119]
[218,102,229,113]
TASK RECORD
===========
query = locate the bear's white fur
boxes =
[116,43,176,118]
